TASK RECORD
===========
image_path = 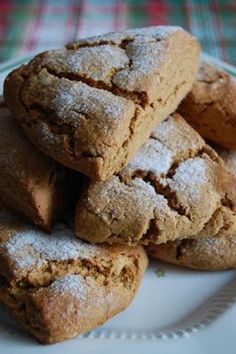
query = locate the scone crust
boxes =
[0,102,65,231]
[75,114,236,246]
[0,214,148,344]
[147,147,236,270]
[4,26,200,180]
[147,235,236,270]
[178,60,236,149]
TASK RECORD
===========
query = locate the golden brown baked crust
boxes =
[146,147,236,270]
[147,235,236,270]
[75,114,236,246]
[0,210,148,344]
[4,26,200,180]
[0,102,67,231]
[178,60,236,149]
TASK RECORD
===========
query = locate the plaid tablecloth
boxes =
[0,0,235,65]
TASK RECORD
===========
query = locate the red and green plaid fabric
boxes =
[0,0,235,65]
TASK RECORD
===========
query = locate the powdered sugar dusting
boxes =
[151,115,204,154]
[51,77,134,124]
[50,274,95,300]
[67,26,184,99]
[167,158,212,203]
[196,237,222,255]
[184,235,236,258]
[47,45,129,86]
[2,224,100,270]
[126,138,172,177]
[132,178,159,211]
[112,40,166,90]
[80,26,181,45]
[91,176,157,216]
[126,26,182,38]
[67,45,128,81]
[50,274,111,308]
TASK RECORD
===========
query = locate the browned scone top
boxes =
[178,60,236,149]
[147,235,236,270]
[4,26,200,180]
[0,214,148,344]
[75,114,236,246]
[0,101,66,231]
[147,147,236,270]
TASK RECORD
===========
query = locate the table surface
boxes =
[0,0,235,65]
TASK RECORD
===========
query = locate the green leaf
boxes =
[155,268,165,277]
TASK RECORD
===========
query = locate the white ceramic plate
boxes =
[0,55,235,354]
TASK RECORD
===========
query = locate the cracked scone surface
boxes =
[147,148,236,270]
[0,211,148,344]
[4,26,200,180]
[75,114,236,246]
[178,60,236,149]
[0,100,65,231]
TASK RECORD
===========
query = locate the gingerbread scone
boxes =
[0,101,66,231]
[4,26,200,180]
[178,60,236,149]
[0,210,148,344]
[147,236,236,270]
[75,114,236,246]
[147,148,236,270]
